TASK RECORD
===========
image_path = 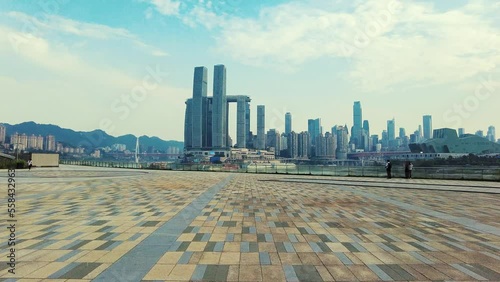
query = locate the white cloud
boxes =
[146,0,181,16]
[5,11,168,57]
[0,23,187,139]
[180,0,499,92]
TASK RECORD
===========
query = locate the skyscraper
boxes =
[287,131,298,158]
[285,112,292,134]
[257,105,266,150]
[399,128,406,139]
[191,67,208,149]
[487,126,496,142]
[184,99,193,149]
[298,131,310,158]
[335,125,349,159]
[362,120,370,151]
[423,115,432,140]
[280,133,288,155]
[307,118,322,141]
[0,124,5,144]
[212,64,227,148]
[387,119,396,141]
[266,129,280,156]
[314,132,336,159]
[350,101,364,149]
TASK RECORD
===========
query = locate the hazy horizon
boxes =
[1,0,498,141]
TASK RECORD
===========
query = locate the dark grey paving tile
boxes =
[293,265,323,281]
[58,262,101,279]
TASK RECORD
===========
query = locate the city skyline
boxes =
[1,1,499,141]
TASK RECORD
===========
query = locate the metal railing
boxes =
[59,160,500,181]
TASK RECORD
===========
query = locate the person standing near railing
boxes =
[408,162,413,179]
[385,160,392,179]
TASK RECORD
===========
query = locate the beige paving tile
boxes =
[142,264,175,280]
[219,252,240,264]
[1,261,49,278]
[239,265,262,281]
[262,265,286,282]
[353,252,383,264]
[348,265,380,281]
[157,252,183,264]
[326,264,357,281]
[241,253,260,264]
[278,253,301,264]
[297,252,322,265]
[315,265,335,282]
[292,242,314,252]
[186,242,207,252]
[198,252,221,264]
[24,262,69,279]
[223,242,241,252]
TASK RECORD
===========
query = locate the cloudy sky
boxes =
[1,0,499,141]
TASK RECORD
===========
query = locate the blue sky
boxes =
[0,0,499,141]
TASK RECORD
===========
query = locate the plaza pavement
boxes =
[1,165,499,281]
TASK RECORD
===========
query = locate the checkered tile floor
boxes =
[1,165,499,281]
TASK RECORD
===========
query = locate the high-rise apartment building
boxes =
[45,135,56,151]
[28,134,37,149]
[387,119,396,141]
[423,115,432,140]
[487,126,496,142]
[280,133,288,152]
[307,118,322,145]
[285,112,292,134]
[212,64,227,148]
[351,101,363,149]
[266,129,280,156]
[334,125,349,159]
[257,105,266,150]
[362,120,370,151]
[297,131,310,158]
[191,66,208,149]
[314,132,336,159]
[11,133,28,151]
[399,128,406,139]
[287,131,298,158]
[0,124,5,144]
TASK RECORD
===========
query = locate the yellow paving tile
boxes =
[157,252,183,264]
[198,252,221,264]
[164,264,196,281]
[219,252,241,264]
[142,264,175,280]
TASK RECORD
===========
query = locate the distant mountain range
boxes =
[1,121,183,151]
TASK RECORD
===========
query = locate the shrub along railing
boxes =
[59,160,500,181]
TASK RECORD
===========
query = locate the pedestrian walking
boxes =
[28,159,33,171]
[408,162,413,179]
[385,160,392,179]
[404,161,410,179]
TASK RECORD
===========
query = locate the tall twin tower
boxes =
[184,65,252,154]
